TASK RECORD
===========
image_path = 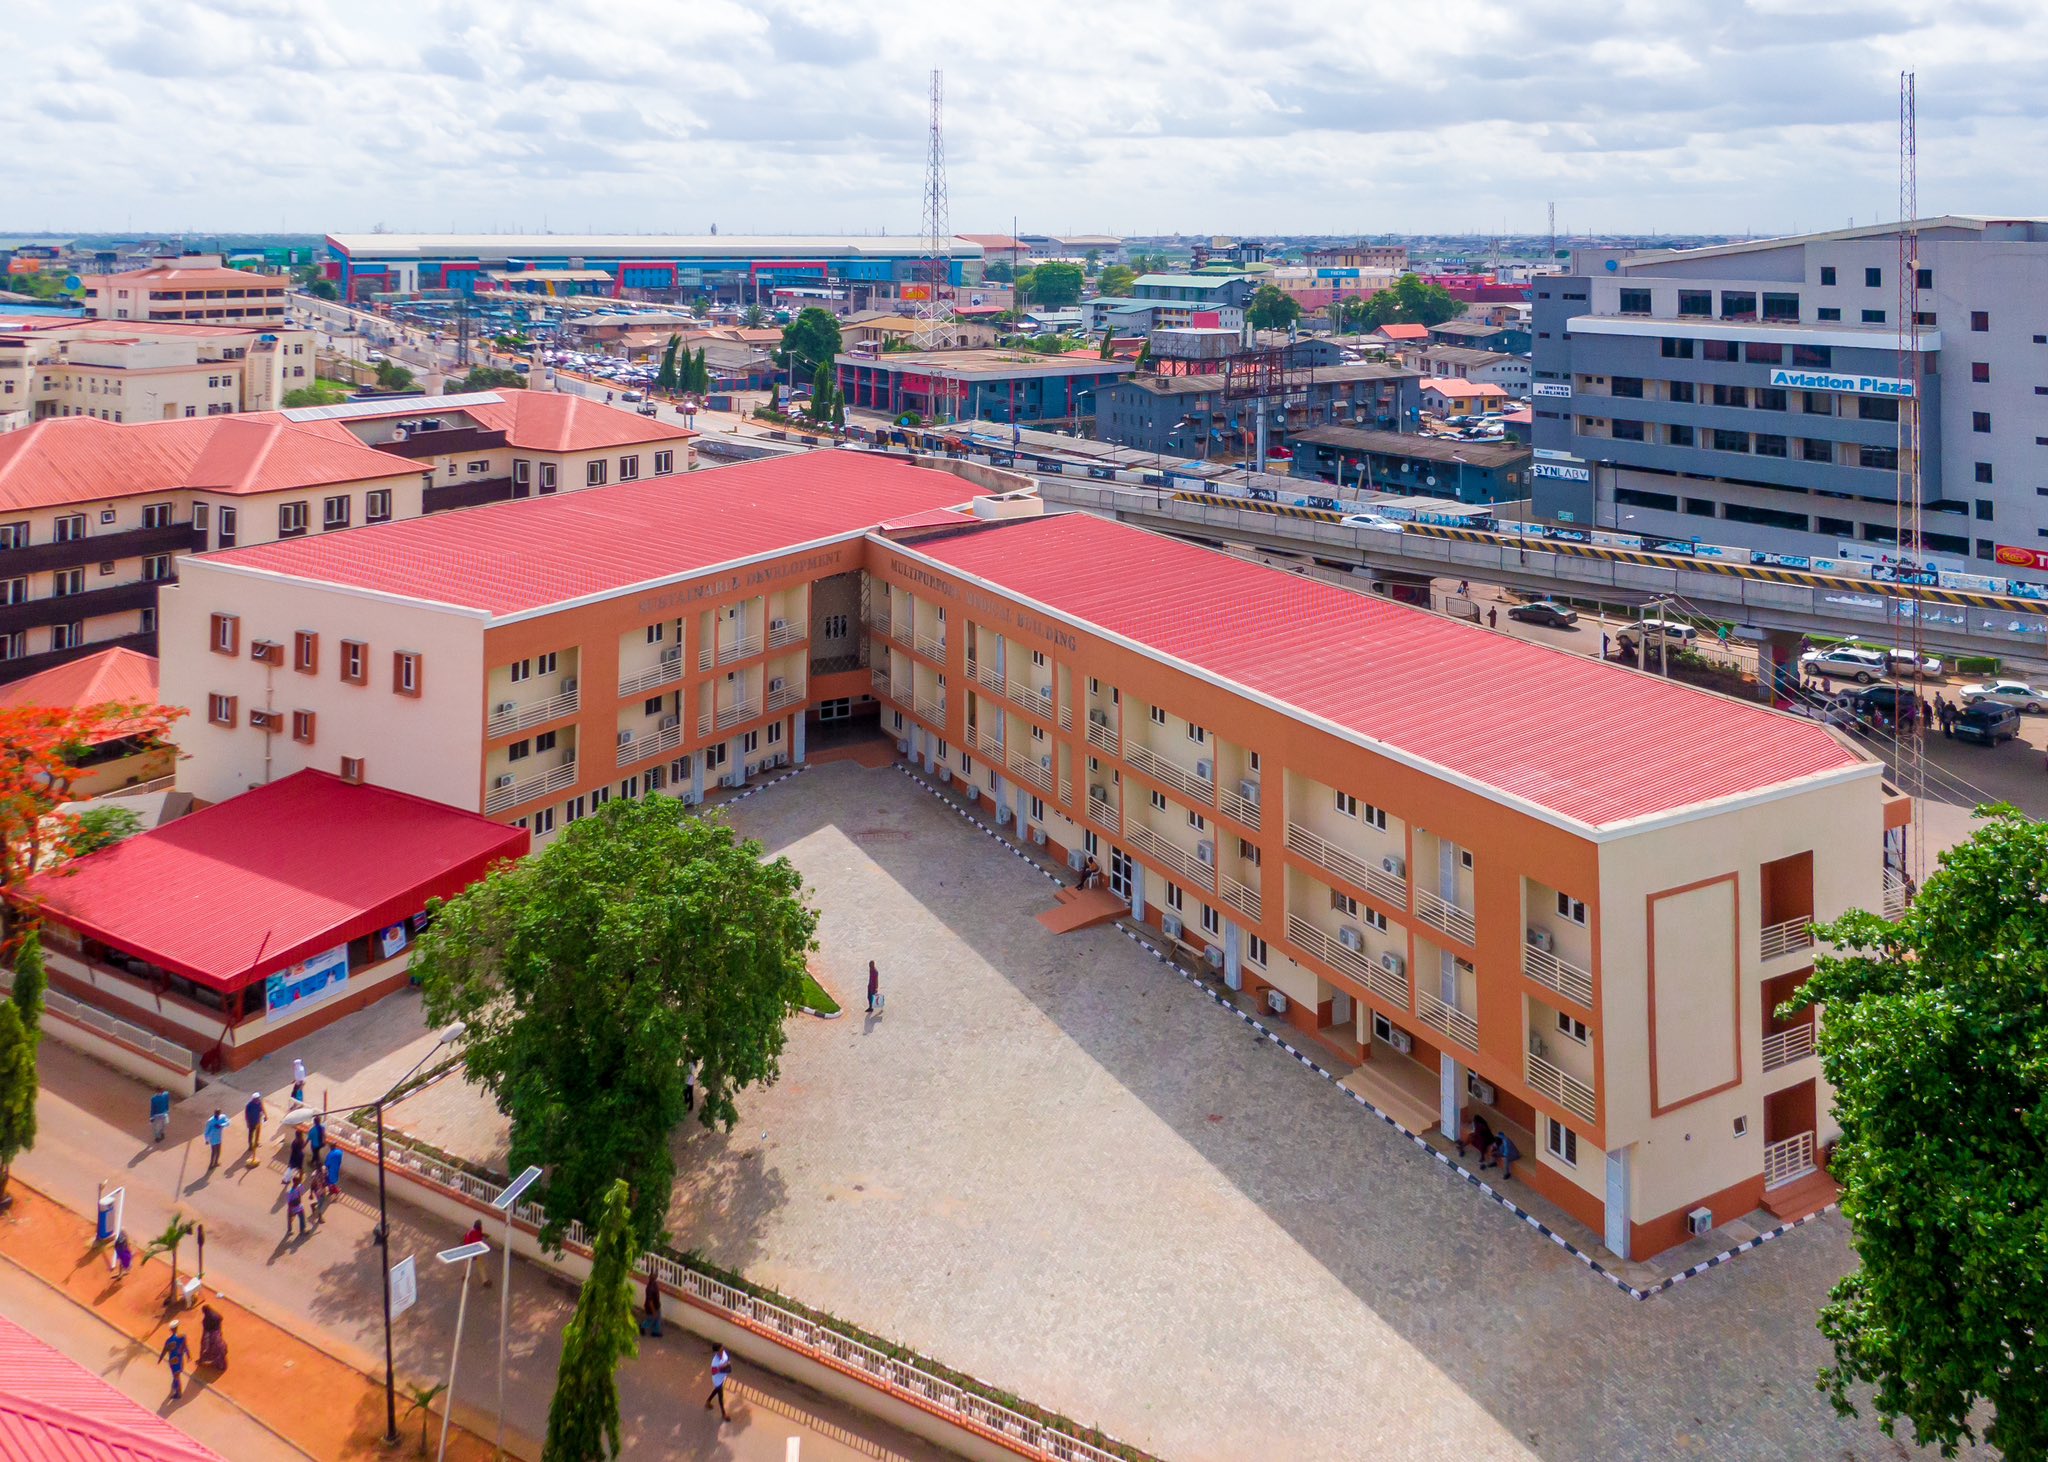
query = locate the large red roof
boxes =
[201,453,981,617]
[901,514,1871,831]
[11,770,527,991]
[0,647,160,742]
[0,1313,227,1462]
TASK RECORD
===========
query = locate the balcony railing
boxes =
[1415,887,1477,947]
[1058,703,1073,732]
[1285,913,1407,1010]
[1007,679,1051,714]
[698,644,715,671]
[715,698,758,731]
[974,727,1004,760]
[1882,873,1908,920]
[891,678,913,704]
[1523,940,1594,1009]
[914,697,946,726]
[768,620,804,650]
[972,661,1003,693]
[1084,716,1120,757]
[1417,991,1479,1052]
[765,680,804,712]
[1007,748,1051,793]
[1221,875,1261,923]
[1086,793,1119,834]
[697,710,713,737]
[1526,1049,1597,1124]
[1761,1023,1816,1073]
[1124,743,1215,806]
[484,756,578,815]
[717,634,763,667]
[870,668,892,699]
[1763,1131,1816,1188]
[1760,917,1815,961]
[618,656,685,698]
[1127,824,1215,892]
[619,719,684,766]
[1218,784,1261,830]
[891,620,912,647]
[864,607,890,633]
[487,686,579,739]
[1059,777,1072,805]
[915,633,946,662]
[1284,821,1407,907]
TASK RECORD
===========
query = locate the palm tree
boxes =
[142,1214,198,1303]
[403,1380,448,1454]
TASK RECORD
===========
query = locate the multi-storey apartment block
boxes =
[160,454,1900,1258]
[0,316,318,430]
[82,256,291,325]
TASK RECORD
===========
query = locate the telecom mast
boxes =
[915,69,951,353]
[1895,70,1927,874]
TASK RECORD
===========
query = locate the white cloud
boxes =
[10,0,2048,234]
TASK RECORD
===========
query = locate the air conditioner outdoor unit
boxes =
[1040,754,1052,770]
[1381,854,1406,879]
[744,760,761,778]
[1089,783,1107,801]
[618,730,635,746]
[493,774,514,790]
[1067,847,1087,871]
[1379,950,1406,977]
[1205,945,1223,969]
[1036,684,1051,699]
[1161,913,1184,940]
[1686,1207,1714,1237]
[1467,1074,1497,1107]
[1089,708,1110,726]
[938,767,953,783]
[1388,1029,1414,1055]
[1238,778,1260,803]
[1337,925,1364,953]
[770,618,789,633]
[561,676,578,693]
[1196,840,1215,864]
[1528,927,1556,954]
[962,784,976,801]
[660,715,679,731]
[996,803,1013,824]
[661,647,682,665]
[494,700,516,717]
[1030,826,1046,846]
[1194,758,1213,780]
[1265,988,1289,1016]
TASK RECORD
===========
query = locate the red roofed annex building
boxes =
[9,770,526,1079]
[0,1312,228,1462]
[158,452,1900,1257]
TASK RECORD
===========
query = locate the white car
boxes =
[1339,514,1404,533]
[1618,618,1700,651]
[1800,645,1889,683]
[1836,640,1944,677]
[1959,679,2048,713]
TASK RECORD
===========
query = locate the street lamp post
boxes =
[433,1239,491,1462]
[285,1022,465,1447]
[490,1165,542,1460]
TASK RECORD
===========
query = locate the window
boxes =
[1610,376,1644,399]
[1819,265,1837,286]
[1666,380,1695,405]
[536,651,557,675]
[535,730,557,752]
[1333,790,1359,817]
[1187,809,1206,831]
[1546,1119,1578,1167]
[1246,934,1267,966]
[646,622,665,644]
[54,514,85,543]
[291,631,317,674]
[210,612,239,656]
[1361,802,1387,831]
[1364,908,1388,933]
[140,608,155,633]
[1860,309,1886,325]
[1149,706,1166,726]
[1864,267,1883,288]
[1801,438,1834,463]
[1149,789,1167,812]
[1676,291,1711,318]
[1816,307,1841,322]
[508,738,531,762]
[1970,310,1989,332]
[322,495,351,530]
[49,623,81,651]
[208,693,237,727]
[1200,903,1220,936]
[1612,420,1645,443]
[621,775,639,799]
[0,524,27,550]
[1973,411,1991,433]
[1330,889,1358,918]
[1719,291,1756,320]
[539,463,557,494]
[586,460,607,486]
[393,651,422,696]
[217,507,237,549]
[1712,429,1750,453]
[1702,339,1738,363]
[0,579,22,606]
[823,612,848,637]
[1754,433,1787,459]
[291,710,316,743]
[618,455,640,482]
[1459,849,1474,871]
[1658,337,1694,360]
[1556,891,1587,925]
[1186,722,1206,744]
[1975,462,1994,484]
[340,756,365,784]
[341,639,367,685]
[591,787,610,807]
[1762,293,1799,322]
[45,567,80,599]
[565,795,587,823]
[1029,794,1045,822]
[653,450,674,475]
[1862,445,1899,471]
[1164,883,1184,912]
[509,658,531,683]
[142,502,174,529]
[275,501,308,537]
[532,807,556,835]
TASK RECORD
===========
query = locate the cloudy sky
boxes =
[12,0,2047,238]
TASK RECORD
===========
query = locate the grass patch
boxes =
[797,971,840,1015]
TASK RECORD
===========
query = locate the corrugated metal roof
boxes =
[277,391,506,423]
[0,1313,228,1462]
[200,454,979,618]
[0,648,158,739]
[901,514,1870,833]
[12,770,528,990]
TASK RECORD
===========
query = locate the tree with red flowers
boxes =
[0,700,184,893]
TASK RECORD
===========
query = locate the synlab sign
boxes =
[1768,368,1916,399]
[1531,462,1591,481]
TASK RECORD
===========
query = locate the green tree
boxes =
[281,384,350,408]
[1084,248,1101,274]
[1334,295,1378,334]
[1095,264,1136,298]
[1023,260,1083,309]
[1098,329,1115,359]
[655,335,679,394]
[12,926,45,1035]
[0,928,39,1206]
[414,796,817,1249]
[373,359,416,391]
[403,1381,448,1455]
[541,1180,640,1462]
[1791,808,2048,1458]
[1245,284,1302,333]
[306,278,339,301]
[1389,272,1463,327]
[984,260,1015,283]
[458,365,525,392]
[690,347,712,395]
[804,361,839,425]
[775,307,842,384]
[70,806,142,856]
[141,1214,197,1303]
[741,303,766,328]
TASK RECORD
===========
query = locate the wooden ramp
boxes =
[1036,885,1129,934]
[1760,1167,1840,1223]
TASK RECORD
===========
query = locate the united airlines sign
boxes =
[1768,368,1916,399]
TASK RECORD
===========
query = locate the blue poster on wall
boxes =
[265,944,350,1016]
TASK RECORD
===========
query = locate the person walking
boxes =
[242,1092,266,1163]
[112,1230,133,1281]
[684,1061,696,1114]
[159,1321,191,1399]
[286,1130,307,1180]
[1458,1112,1495,1163]
[463,1220,491,1286]
[283,1176,309,1239]
[319,1145,343,1219]
[203,1110,228,1171]
[198,1304,228,1372]
[307,1112,326,1176]
[1486,606,1498,629]
[637,1271,663,1337]
[149,1087,172,1143]
[866,961,881,1014]
[704,1344,732,1422]
[289,1057,307,1107]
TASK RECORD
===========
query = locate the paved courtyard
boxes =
[565,757,1935,1462]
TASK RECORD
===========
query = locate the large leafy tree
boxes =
[775,307,840,382]
[1792,808,2048,1457]
[1023,260,1083,309]
[1246,284,1302,333]
[1094,264,1136,298]
[654,335,680,393]
[415,796,817,1248]
[0,928,41,1206]
[542,1180,640,1462]
[458,365,524,392]
[0,701,183,892]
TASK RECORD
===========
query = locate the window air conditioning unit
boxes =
[1196,840,1215,865]
[660,715,679,731]
[1238,778,1259,804]
[1686,1207,1714,1237]
[1337,925,1364,953]
[1205,945,1223,969]
[1387,1028,1414,1055]
[1030,826,1047,846]
[1194,758,1213,780]
[1161,913,1184,940]
[493,774,514,790]
[1379,950,1405,977]
[769,677,786,694]
[1381,854,1406,879]
[1528,927,1556,954]
[1088,708,1110,726]
[494,700,516,717]
[561,676,578,693]
[1466,1073,1497,1106]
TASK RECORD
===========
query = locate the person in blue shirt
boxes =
[158,1320,191,1398]
[307,1113,327,1175]
[148,1088,171,1143]
[203,1109,229,1171]
[319,1145,343,1219]
[242,1092,266,1164]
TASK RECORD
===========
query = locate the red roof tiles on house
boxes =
[899,514,1871,832]
[460,391,694,451]
[0,1313,228,1462]
[12,770,528,991]
[0,647,160,741]
[200,453,980,617]
[1374,323,1431,340]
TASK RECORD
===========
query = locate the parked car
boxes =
[1849,684,1923,727]
[1800,645,1889,683]
[1959,679,2048,713]
[1616,618,1699,651]
[1506,600,1580,628]
[1835,639,1944,676]
[1953,700,2022,745]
